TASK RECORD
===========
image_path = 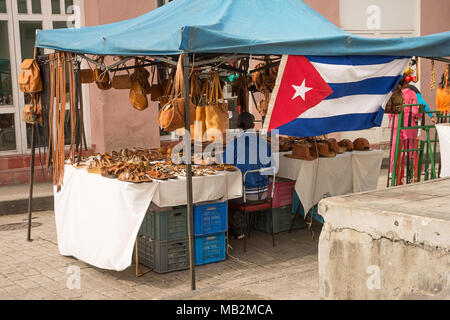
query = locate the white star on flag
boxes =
[291,79,312,101]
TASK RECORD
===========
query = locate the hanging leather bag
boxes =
[205,71,229,141]
[150,65,163,101]
[158,54,195,132]
[18,49,42,93]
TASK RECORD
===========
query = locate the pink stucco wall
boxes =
[420,0,450,112]
[84,0,160,153]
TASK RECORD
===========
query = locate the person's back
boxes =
[222,112,273,202]
[436,70,450,114]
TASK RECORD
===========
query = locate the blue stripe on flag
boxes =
[325,76,401,100]
[277,108,385,137]
[305,55,407,66]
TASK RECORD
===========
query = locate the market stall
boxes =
[28,0,450,290]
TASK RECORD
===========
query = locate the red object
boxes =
[267,178,296,208]
[405,75,413,82]
[267,55,333,132]
[413,76,418,82]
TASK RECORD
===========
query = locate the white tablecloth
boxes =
[276,150,383,213]
[54,165,242,271]
[436,124,450,178]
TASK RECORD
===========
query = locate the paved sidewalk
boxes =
[0,210,321,300]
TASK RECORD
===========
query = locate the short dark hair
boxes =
[238,112,255,130]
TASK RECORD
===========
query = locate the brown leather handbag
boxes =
[205,71,229,141]
[80,69,94,83]
[150,65,163,101]
[158,54,194,132]
[131,59,151,94]
[111,72,132,89]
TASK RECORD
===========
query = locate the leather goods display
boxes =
[18,49,42,93]
[129,59,151,110]
[111,73,132,89]
[158,54,195,132]
[150,65,163,101]
[205,71,229,141]
[129,80,148,111]
[353,137,371,151]
[284,142,317,161]
[257,90,270,117]
[22,94,42,125]
[310,141,336,158]
[80,69,94,84]
[94,68,111,90]
[338,139,354,151]
[326,138,346,154]
[385,85,404,114]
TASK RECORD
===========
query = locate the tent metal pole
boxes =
[182,53,195,291]
[27,122,36,242]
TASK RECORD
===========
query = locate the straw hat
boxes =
[338,139,354,151]
[326,138,346,154]
[353,137,371,151]
[285,142,317,161]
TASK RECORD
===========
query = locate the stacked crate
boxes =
[193,201,227,265]
[253,178,306,233]
[136,205,190,273]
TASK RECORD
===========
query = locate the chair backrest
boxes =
[242,167,276,204]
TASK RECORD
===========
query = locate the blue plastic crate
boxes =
[194,232,226,266]
[194,201,227,236]
[291,191,323,224]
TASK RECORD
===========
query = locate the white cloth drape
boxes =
[54,165,242,271]
[276,150,383,213]
[436,124,450,178]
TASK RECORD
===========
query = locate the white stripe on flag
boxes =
[310,58,409,84]
[299,93,393,118]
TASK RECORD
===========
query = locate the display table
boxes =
[436,124,450,178]
[277,150,383,214]
[54,165,242,271]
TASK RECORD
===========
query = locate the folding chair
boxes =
[229,167,276,252]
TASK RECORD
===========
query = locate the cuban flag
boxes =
[263,55,410,136]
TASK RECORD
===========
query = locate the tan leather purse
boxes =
[129,80,148,111]
[112,73,132,89]
[158,55,195,132]
[205,71,229,141]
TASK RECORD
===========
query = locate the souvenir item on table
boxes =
[338,139,354,151]
[326,138,346,154]
[310,141,336,158]
[353,137,371,151]
[284,142,317,161]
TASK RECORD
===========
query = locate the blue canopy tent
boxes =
[35,0,450,57]
[33,0,450,291]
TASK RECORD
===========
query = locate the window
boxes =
[157,0,173,8]
[0,0,85,155]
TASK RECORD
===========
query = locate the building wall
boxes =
[84,0,160,154]
[419,0,450,111]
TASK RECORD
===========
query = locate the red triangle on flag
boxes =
[267,55,333,132]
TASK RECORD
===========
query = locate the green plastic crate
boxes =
[139,206,188,241]
[136,235,189,274]
[252,206,306,233]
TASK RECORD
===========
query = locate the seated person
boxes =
[222,112,275,239]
